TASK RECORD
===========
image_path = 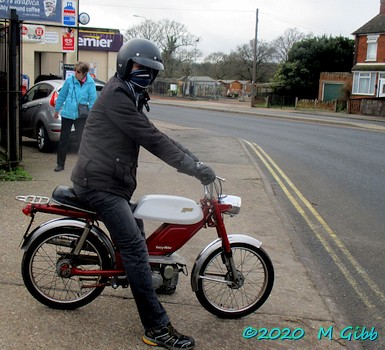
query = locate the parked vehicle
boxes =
[16,177,274,319]
[21,79,104,152]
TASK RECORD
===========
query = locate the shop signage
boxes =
[0,0,77,27]
[21,23,45,43]
[62,27,75,51]
[78,30,123,52]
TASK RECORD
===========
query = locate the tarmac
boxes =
[1,98,382,350]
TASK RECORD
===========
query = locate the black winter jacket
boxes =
[71,74,191,200]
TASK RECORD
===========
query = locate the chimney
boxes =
[381,0,385,14]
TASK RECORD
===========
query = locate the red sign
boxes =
[35,27,44,37]
[62,29,75,52]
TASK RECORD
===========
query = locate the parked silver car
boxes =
[21,79,104,152]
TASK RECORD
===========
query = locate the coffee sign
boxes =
[0,0,78,26]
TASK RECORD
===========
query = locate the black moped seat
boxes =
[51,186,97,214]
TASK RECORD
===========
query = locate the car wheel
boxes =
[36,124,52,152]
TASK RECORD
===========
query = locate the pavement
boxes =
[1,99,381,350]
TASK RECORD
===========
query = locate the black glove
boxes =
[194,162,216,185]
[178,154,216,185]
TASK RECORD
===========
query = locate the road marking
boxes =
[244,140,385,309]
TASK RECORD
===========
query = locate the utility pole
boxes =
[193,38,199,99]
[251,9,259,107]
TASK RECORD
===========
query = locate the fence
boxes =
[0,18,8,159]
[296,98,347,112]
[252,94,297,108]
[348,99,361,115]
[0,11,22,167]
[252,94,350,113]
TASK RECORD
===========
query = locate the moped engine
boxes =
[152,264,181,295]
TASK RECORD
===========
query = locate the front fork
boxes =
[213,202,241,287]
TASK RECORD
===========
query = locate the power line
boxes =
[80,1,254,13]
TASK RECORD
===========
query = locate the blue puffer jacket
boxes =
[55,73,97,120]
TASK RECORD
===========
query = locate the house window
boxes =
[366,35,379,61]
[352,72,376,95]
[378,73,385,97]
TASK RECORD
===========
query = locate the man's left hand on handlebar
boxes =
[178,154,216,185]
[194,162,216,185]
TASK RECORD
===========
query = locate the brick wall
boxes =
[355,34,385,63]
[318,72,352,100]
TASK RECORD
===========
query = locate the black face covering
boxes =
[129,68,153,89]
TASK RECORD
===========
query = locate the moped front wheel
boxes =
[195,243,274,319]
[22,228,111,310]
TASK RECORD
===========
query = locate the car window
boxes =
[24,85,40,102]
[96,85,103,98]
[34,83,54,100]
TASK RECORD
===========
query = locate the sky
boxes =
[79,0,381,59]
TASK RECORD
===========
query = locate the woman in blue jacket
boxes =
[54,61,97,172]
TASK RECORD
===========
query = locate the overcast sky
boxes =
[79,0,381,58]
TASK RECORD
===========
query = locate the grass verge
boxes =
[0,166,32,181]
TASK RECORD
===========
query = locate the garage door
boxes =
[323,83,344,102]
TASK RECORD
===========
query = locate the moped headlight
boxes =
[219,195,241,216]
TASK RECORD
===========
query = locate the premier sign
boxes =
[78,30,123,52]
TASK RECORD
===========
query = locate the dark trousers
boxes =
[73,184,170,331]
[56,117,86,167]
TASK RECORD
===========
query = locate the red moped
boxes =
[16,177,274,319]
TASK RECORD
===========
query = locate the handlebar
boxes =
[204,176,225,200]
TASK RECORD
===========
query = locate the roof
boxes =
[352,64,385,71]
[191,76,216,82]
[353,13,385,35]
[218,79,251,84]
[178,76,217,82]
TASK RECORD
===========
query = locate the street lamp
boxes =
[133,14,147,21]
[133,15,149,39]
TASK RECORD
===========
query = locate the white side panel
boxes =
[133,195,203,224]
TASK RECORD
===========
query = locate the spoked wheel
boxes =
[195,243,274,318]
[22,228,112,310]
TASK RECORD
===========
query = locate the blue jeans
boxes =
[73,184,170,331]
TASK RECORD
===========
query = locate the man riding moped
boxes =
[71,38,216,349]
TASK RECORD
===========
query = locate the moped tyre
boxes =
[195,243,274,319]
[22,227,112,310]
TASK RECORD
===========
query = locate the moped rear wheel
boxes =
[22,228,111,310]
[195,243,274,318]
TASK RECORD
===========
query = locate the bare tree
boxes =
[200,39,276,82]
[203,52,231,80]
[123,19,163,43]
[272,27,310,62]
[234,39,276,81]
[124,19,198,78]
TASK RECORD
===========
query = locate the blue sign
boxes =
[0,0,70,26]
[63,1,75,26]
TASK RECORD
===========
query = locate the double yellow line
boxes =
[244,140,385,310]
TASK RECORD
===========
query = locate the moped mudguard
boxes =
[21,217,116,265]
[190,234,262,292]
